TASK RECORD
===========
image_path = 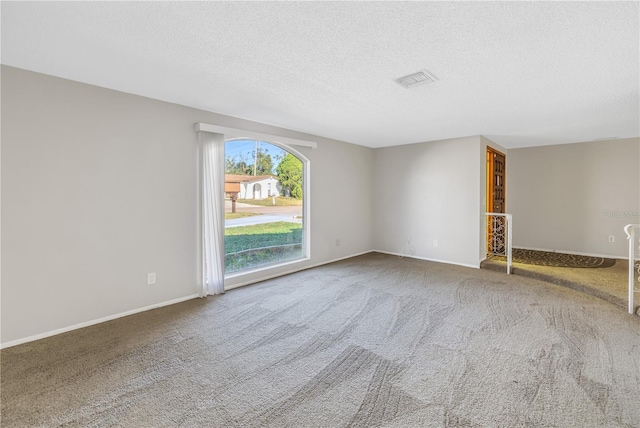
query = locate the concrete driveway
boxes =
[225,215,302,228]
[225,200,302,228]
[225,200,301,216]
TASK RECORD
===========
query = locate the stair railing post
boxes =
[625,224,639,315]
[506,214,512,275]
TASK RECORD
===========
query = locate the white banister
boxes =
[624,224,639,315]
[486,213,513,274]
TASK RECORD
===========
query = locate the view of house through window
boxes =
[224,139,305,274]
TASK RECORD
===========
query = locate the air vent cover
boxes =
[395,70,438,88]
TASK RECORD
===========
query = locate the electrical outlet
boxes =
[147,272,156,285]
[335,239,341,246]
[608,235,615,243]
[433,240,439,247]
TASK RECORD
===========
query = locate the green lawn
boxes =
[225,222,302,253]
[225,222,303,272]
[237,197,302,207]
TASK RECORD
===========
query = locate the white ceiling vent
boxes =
[395,70,438,89]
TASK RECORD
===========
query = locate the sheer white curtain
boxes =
[199,131,225,296]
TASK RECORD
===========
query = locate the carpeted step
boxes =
[481,255,630,312]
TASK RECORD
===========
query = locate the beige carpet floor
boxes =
[482,255,631,311]
[2,252,640,427]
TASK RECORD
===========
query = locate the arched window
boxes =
[224,139,308,274]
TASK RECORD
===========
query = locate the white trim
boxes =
[512,246,627,260]
[225,251,373,291]
[225,256,312,281]
[2,251,373,348]
[0,294,200,349]
[0,250,480,348]
[303,156,311,260]
[373,250,480,269]
[195,123,317,149]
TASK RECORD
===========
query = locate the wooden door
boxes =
[486,147,507,255]
[487,148,506,213]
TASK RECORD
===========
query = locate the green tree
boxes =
[225,155,252,175]
[226,148,275,176]
[252,148,274,176]
[276,153,303,199]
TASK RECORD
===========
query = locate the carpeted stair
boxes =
[481,249,631,311]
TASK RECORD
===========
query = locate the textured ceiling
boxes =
[2,1,638,149]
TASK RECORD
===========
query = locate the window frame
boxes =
[223,138,310,279]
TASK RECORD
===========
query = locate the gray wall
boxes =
[507,138,640,257]
[1,66,374,345]
[373,136,483,268]
[3,64,638,346]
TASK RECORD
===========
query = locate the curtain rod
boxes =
[195,123,317,149]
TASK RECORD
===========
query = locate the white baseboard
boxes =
[225,250,374,291]
[0,294,200,349]
[1,249,481,349]
[2,251,375,349]
[512,246,626,260]
[373,250,480,269]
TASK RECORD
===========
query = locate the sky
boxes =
[225,139,286,172]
